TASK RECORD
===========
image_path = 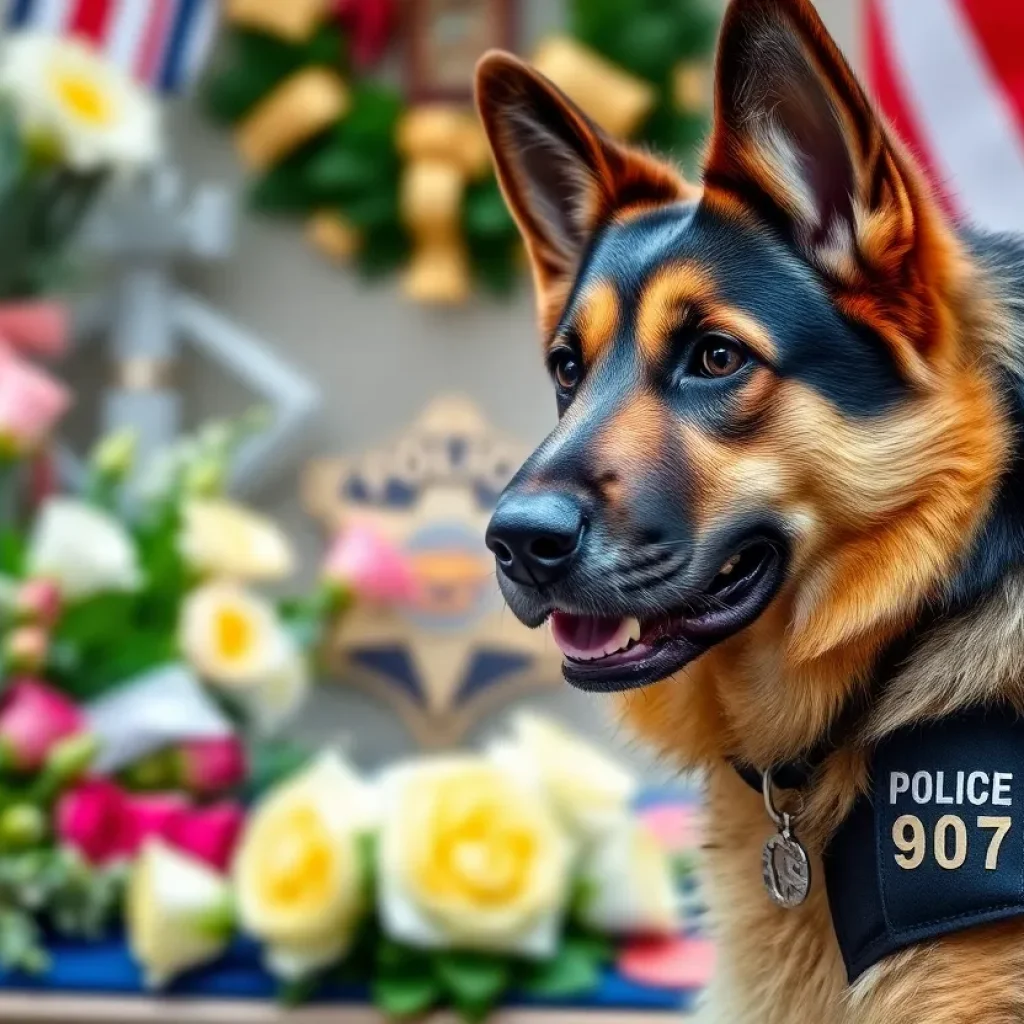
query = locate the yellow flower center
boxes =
[257,806,336,913]
[414,774,537,910]
[214,607,254,662]
[50,68,114,127]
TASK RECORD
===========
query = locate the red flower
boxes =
[57,779,129,864]
[167,802,245,872]
[179,737,247,797]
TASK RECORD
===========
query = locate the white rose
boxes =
[490,712,637,839]
[28,498,141,600]
[179,500,294,582]
[378,755,572,958]
[577,817,680,936]
[246,638,311,736]
[127,840,233,989]
[234,753,374,979]
[0,32,161,172]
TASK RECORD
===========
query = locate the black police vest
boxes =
[825,706,1024,981]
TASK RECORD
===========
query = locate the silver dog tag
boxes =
[762,818,811,908]
[761,770,811,908]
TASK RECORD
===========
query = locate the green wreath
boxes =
[203,0,717,302]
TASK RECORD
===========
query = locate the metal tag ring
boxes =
[762,770,805,829]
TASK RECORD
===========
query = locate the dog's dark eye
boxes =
[693,335,748,378]
[551,350,582,391]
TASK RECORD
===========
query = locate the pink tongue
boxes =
[551,612,625,657]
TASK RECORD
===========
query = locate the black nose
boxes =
[486,492,584,587]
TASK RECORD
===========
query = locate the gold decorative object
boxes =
[672,59,711,114]
[307,211,361,263]
[531,36,657,139]
[304,395,563,746]
[396,106,491,305]
[226,0,330,42]
[235,68,350,171]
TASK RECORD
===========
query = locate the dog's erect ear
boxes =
[475,52,691,332]
[705,0,963,372]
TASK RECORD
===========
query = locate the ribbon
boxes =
[532,37,657,139]
[397,106,491,305]
[236,68,350,171]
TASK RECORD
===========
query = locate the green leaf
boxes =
[245,741,312,801]
[356,832,378,903]
[521,936,607,999]
[306,145,384,196]
[566,929,615,966]
[372,968,441,1020]
[338,84,403,147]
[0,908,48,975]
[303,23,347,67]
[0,102,25,201]
[56,593,136,647]
[434,951,510,1021]
[463,178,516,241]
[203,29,309,123]
[0,527,25,576]
[250,161,317,213]
[279,973,321,1007]
[353,223,410,278]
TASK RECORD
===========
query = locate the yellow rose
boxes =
[379,756,572,957]
[179,500,294,582]
[127,840,233,989]
[179,581,289,689]
[490,712,637,839]
[234,753,373,979]
[577,818,680,936]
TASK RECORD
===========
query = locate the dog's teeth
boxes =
[626,616,642,643]
[719,554,740,577]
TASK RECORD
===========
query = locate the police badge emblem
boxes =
[304,395,564,746]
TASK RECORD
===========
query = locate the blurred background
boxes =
[0,0,855,769]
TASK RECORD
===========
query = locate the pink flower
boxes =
[167,802,245,872]
[3,627,48,673]
[14,579,62,628]
[119,793,191,858]
[57,779,129,864]
[0,345,71,454]
[322,519,418,605]
[0,679,83,771]
[0,302,68,359]
[178,737,247,796]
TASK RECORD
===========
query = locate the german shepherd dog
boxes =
[476,0,1024,1021]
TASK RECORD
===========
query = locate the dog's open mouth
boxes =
[551,539,785,692]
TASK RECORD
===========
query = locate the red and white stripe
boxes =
[5,0,219,93]
[866,0,1024,232]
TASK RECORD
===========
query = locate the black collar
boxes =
[729,611,937,793]
[730,683,871,792]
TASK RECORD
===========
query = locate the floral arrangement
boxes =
[124,712,688,1020]
[0,404,416,974]
[0,31,161,298]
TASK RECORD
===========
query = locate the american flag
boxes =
[867,0,1024,233]
[4,0,219,94]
